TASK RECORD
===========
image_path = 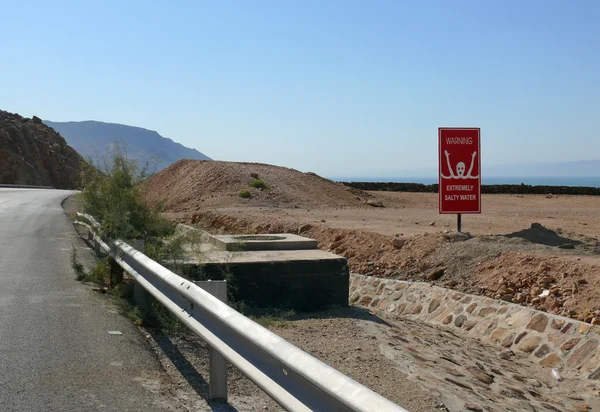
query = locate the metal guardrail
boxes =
[74,212,408,412]
[0,184,54,189]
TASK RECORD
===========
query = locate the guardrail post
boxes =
[93,238,101,256]
[109,257,123,288]
[131,239,152,312]
[134,279,151,312]
[194,280,228,401]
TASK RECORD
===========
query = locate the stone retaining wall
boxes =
[350,274,600,380]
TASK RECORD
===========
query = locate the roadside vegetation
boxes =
[249,179,267,189]
[70,145,292,334]
[71,144,192,333]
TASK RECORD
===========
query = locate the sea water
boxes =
[330,176,600,188]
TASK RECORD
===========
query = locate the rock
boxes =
[320,219,326,223]
[501,333,516,348]
[577,279,589,285]
[551,318,565,329]
[464,404,483,412]
[534,344,550,358]
[561,338,580,351]
[426,266,447,281]
[466,303,477,313]
[250,172,259,179]
[443,231,472,242]
[445,280,458,288]
[359,296,372,306]
[444,377,472,390]
[478,307,497,317]
[366,199,384,207]
[540,354,562,368]
[501,293,514,302]
[498,349,514,360]
[518,336,542,353]
[428,297,441,314]
[527,313,549,332]
[558,244,575,249]
[411,305,423,315]
[567,339,599,367]
[592,317,600,325]
[454,315,467,327]
[428,221,435,226]
[588,366,600,380]
[0,111,83,189]
[328,241,341,250]
[514,331,528,344]
[298,224,312,234]
[392,237,406,249]
[466,366,494,385]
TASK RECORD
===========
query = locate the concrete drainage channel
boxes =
[350,274,600,411]
[74,214,404,412]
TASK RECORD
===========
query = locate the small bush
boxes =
[71,246,86,280]
[80,143,175,261]
[88,259,110,285]
[249,179,267,189]
[239,190,251,198]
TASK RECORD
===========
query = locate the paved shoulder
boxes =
[0,189,200,411]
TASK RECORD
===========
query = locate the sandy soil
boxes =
[164,192,600,324]
[215,192,600,239]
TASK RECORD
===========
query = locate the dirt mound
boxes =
[0,111,83,189]
[143,159,371,211]
[504,222,582,247]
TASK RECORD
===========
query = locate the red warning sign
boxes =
[439,128,481,214]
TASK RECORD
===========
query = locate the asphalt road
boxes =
[0,189,188,411]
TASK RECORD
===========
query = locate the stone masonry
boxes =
[350,274,600,380]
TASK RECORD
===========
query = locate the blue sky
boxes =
[1,0,598,177]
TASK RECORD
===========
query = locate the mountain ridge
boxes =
[44,120,211,171]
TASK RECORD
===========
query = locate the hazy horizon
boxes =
[2,1,598,177]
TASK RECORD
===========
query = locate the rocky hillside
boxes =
[0,111,83,189]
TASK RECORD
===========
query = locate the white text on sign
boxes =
[444,194,477,201]
[445,137,473,144]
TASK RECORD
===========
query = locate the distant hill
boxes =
[0,111,83,189]
[484,160,600,177]
[44,120,211,171]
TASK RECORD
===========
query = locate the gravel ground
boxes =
[141,307,440,412]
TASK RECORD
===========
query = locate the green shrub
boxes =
[80,143,174,260]
[249,179,267,189]
[71,246,86,280]
[239,190,251,198]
